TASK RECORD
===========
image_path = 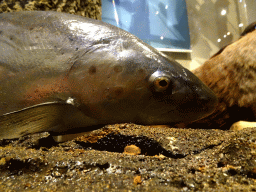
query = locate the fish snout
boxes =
[197,88,218,114]
[190,81,218,120]
[182,67,218,119]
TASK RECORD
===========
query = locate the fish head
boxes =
[137,55,218,124]
[68,38,217,125]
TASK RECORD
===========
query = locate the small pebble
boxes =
[124,145,141,155]
[134,175,142,185]
[0,158,6,166]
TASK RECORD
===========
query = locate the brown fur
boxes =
[183,29,256,129]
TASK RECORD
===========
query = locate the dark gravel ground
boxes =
[0,124,256,191]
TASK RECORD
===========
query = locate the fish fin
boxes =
[0,103,68,139]
[0,102,98,140]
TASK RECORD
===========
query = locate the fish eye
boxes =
[153,77,170,92]
[149,71,171,92]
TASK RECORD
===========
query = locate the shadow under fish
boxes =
[0,11,217,140]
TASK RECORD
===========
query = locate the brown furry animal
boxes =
[181,22,256,130]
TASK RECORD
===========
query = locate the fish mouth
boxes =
[136,87,218,125]
[166,96,218,123]
[155,108,212,125]
[152,92,218,124]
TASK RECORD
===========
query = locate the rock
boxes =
[230,121,256,131]
[0,0,102,20]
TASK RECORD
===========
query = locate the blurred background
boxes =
[0,0,255,70]
[181,0,256,70]
[102,0,256,70]
[102,0,191,51]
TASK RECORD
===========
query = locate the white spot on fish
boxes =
[66,97,75,105]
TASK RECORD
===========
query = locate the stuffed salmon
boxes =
[0,11,217,139]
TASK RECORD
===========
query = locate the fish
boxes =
[0,11,217,140]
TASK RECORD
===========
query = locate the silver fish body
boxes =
[0,11,217,139]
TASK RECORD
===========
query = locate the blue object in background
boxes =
[102,0,191,50]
